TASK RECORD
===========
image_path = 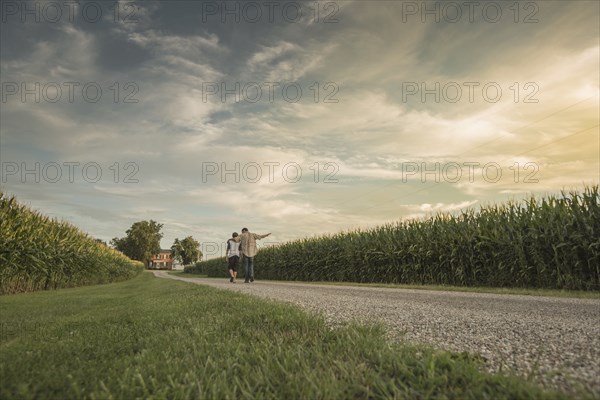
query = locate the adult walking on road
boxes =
[233,227,271,283]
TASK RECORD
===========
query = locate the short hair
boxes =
[232,232,238,237]
[241,227,248,232]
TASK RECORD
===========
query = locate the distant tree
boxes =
[171,236,202,265]
[110,236,131,254]
[110,220,163,267]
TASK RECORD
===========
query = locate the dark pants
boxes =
[243,256,254,280]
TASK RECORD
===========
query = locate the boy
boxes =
[226,232,241,283]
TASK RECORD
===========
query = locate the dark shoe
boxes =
[250,276,254,282]
[244,279,249,283]
[230,277,234,283]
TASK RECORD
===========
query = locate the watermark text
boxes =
[201,161,339,184]
[1,1,139,23]
[1,82,140,103]
[401,81,539,104]
[201,81,339,104]
[199,1,339,24]
[400,1,539,23]
[1,161,140,184]
[401,161,540,183]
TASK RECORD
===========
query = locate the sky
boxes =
[1,0,599,260]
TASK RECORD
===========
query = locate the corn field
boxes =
[197,187,600,290]
[0,192,143,295]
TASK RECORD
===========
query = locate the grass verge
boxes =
[0,272,574,399]
[183,270,600,300]
[167,270,199,277]
[263,280,600,300]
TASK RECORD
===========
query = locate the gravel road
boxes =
[154,271,600,396]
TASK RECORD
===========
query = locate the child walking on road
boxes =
[226,232,241,283]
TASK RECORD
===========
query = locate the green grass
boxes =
[258,280,600,300]
[182,271,600,300]
[0,272,577,399]
[167,270,200,277]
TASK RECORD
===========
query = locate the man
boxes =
[226,232,241,283]
[233,227,271,283]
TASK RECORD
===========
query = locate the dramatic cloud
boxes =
[1,1,598,258]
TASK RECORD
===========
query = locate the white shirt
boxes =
[227,238,240,258]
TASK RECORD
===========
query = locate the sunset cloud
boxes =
[1,1,598,257]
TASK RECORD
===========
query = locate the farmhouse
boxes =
[149,249,173,270]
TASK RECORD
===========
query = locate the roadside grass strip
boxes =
[0,272,573,399]
[178,272,600,300]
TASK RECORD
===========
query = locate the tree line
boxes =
[110,220,202,267]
